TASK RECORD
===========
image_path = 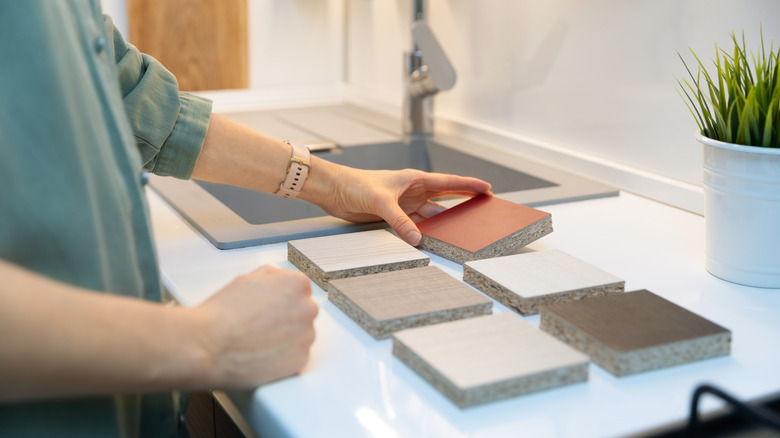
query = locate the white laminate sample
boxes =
[393,313,589,408]
[288,229,430,289]
[464,249,625,315]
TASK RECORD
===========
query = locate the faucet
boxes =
[403,0,456,137]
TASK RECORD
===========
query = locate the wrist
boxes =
[166,306,220,389]
[297,155,343,206]
[275,141,311,199]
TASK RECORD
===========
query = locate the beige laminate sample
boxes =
[463,249,625,315]
[540,289,731,377]
[328,266,492,339]
[393,313,589,408]
[288,229,429,289]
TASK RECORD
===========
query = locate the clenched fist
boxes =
[193,265,318,388]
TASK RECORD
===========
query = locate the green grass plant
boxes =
[678,28,780,148]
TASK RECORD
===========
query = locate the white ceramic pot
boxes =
[699,134,780,288]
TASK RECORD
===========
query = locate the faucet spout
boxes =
[408,21,456,99]
[403,5,456,137]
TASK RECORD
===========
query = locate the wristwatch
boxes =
[276,141,311,199]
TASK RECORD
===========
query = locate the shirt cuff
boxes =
[151,92,213,179]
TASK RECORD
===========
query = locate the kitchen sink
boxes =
[149,104,618,249]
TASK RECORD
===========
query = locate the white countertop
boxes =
[148,188,780,438]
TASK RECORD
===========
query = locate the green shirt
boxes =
[0,1,212,436]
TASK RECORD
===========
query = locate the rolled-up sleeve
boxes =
[105,16,212,179]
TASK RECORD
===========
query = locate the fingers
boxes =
[415,200,447,219]
[408,212,425,223]
[408,200,446,224]
[295,291,319,323]
[383,203,423,246]
[381,173,488,245]
[247,265,312,298]
[412,171,492,196]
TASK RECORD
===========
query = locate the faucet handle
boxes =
[412,21,456,92]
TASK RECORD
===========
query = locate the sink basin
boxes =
[149,105,617,249]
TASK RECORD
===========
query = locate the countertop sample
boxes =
[463,249,625,315]
[417,193,553,263]
[392,313,589,408]
[540,289,732,377]
[329,265,492,340]
[148,187,780,437]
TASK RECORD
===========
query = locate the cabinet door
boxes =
[128,0,248,91]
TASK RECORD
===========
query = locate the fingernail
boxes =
[407,230,422,246]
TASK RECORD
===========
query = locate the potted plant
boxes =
[678,29,780,288]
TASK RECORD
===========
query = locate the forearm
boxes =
[0,260,213,402]
[190,113,491,245]
[191,113,342,202]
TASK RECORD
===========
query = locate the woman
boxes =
[0,2,490,436]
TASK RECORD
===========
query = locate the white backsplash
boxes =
[346,0,780,211]
[102,0,780,212]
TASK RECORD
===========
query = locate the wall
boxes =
[102,0,780,213]
[101,0,345,109]
[345,0,780,213]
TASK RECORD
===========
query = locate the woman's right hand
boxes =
[193,265,318,388]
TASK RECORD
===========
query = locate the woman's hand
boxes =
[301,163,492,246]
[194,265,318,388]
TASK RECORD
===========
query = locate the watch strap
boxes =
[276,141,311,199]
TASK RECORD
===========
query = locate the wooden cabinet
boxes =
[127,0,248,91]
[185,391,253,438]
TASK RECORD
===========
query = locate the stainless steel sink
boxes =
[149,105,618,249]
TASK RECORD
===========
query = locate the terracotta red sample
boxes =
[416,194,552,263]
